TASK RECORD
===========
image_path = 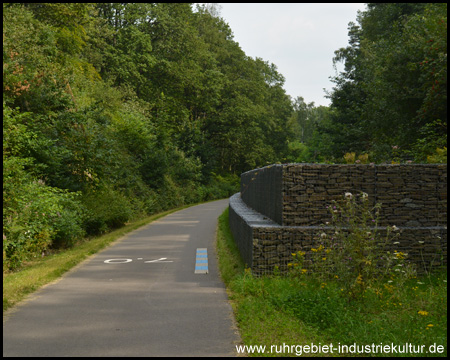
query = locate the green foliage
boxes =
[342,152,370,164]
[3,1,447,272]
[81,186,133,235]
[411,119,447,162]
[197,173,240,202]
[3,105,36,159]
[286,141,313,163]
[322,3,447,162]
[289,192,416,299]
[3,103,86,269]
[275,282,347,331]
[217,208,447,355]
[51,197,86,249]
[3,156,85,269]
[427,147,447,164]
[286,99,333,163]
[266,274,447,348]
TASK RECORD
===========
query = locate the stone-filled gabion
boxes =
[229,163,447,276]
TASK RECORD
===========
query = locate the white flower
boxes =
[361,192,369,201]
[393,241,400,245]
[392,225,400,231]
[320,232,327,239]
[345,192,353,199]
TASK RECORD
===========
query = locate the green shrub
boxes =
[427,147,447,163]
[51,196,86,248]
[81,186,133,235]
[3,156,85,269]
[289,192,416,299]
[286,141,313,163]
[194,173,240,202]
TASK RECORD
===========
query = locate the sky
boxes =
[215,3,367,106]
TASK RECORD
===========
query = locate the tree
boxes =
[3,1,300,269]
[326,3,447,162]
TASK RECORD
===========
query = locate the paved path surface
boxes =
[3,199,241,357]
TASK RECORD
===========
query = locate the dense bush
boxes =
[81,186,133,235]
[3,156,85,269]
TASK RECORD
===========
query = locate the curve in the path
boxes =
[3,199,241,357]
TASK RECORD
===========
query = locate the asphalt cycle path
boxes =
[3,199,241,357]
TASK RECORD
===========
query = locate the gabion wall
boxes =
[240,164,283,225]
[229,163,447,276]
[282,164,446,227]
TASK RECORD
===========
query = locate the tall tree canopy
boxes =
[3,3,295,269]
[323,3,447,162]
[3,3,446,270]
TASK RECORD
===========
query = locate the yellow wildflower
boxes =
[418,311,429,316]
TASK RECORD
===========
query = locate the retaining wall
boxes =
[230,163,447,276]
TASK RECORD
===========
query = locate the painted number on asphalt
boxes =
[144,258,173,263]
[104,258,173,264]
[104,259,132,264]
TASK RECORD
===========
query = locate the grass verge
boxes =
[216,207,447,357]
[216,208,325,356]
[3,203,199,313]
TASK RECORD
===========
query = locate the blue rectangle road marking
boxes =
[195,266,208,270]
[195,248,208,274]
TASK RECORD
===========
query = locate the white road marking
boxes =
[144,257,173,263]
[104,259,132,264]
